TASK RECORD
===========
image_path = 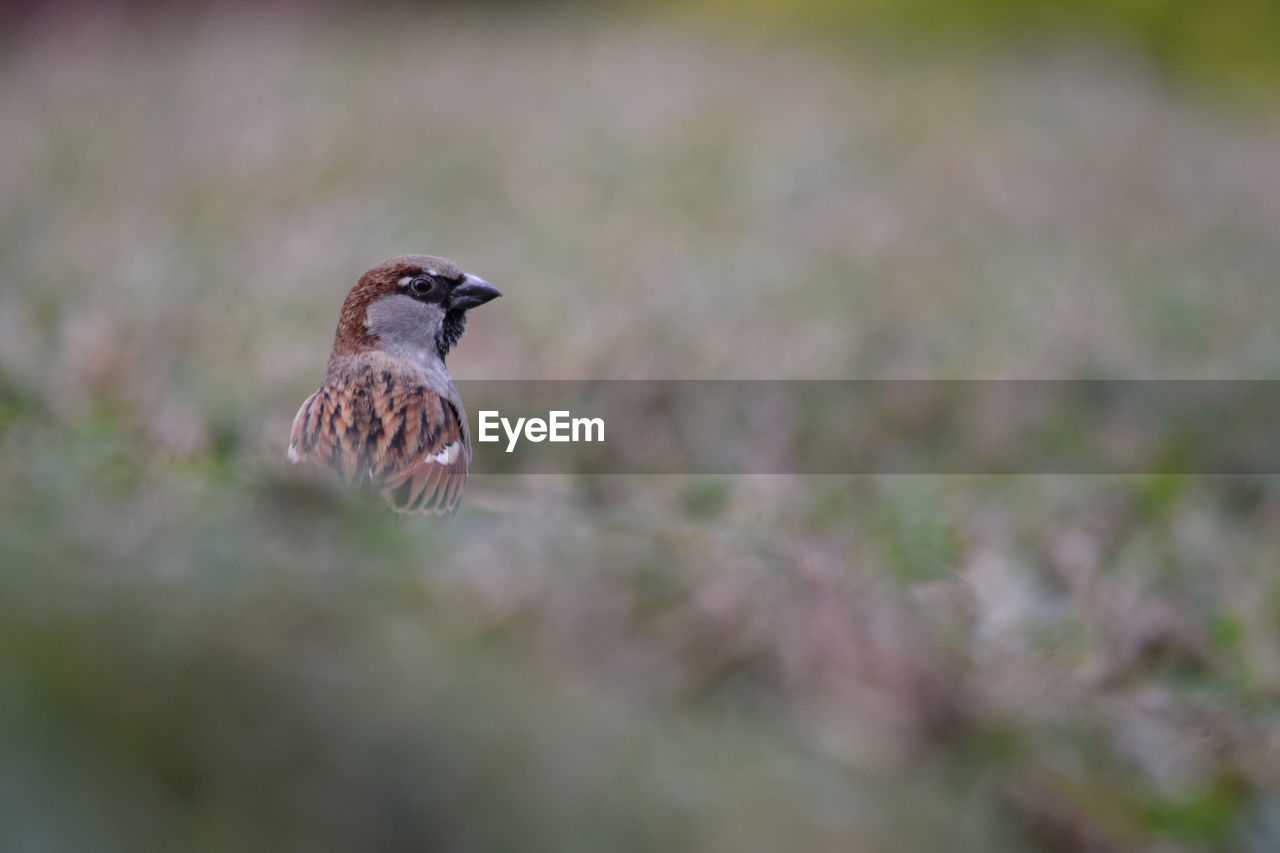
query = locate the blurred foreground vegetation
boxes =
[2,5,1280,851]
[6,377,1280,851]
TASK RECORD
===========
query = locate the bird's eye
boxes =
[409,276,436,296]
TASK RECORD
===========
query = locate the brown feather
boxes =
[289,359,469,515]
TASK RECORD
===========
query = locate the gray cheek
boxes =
[365,294,443,353]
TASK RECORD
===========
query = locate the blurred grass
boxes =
[2,5,1280,851]
[677,0,1280,98]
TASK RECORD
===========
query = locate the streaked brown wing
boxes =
[288,364,469,515]
[375,387,469,515]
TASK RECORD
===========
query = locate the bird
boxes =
[287,254,501,514]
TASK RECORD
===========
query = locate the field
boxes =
[2,5,1280,850]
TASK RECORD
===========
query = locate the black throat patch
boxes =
[435,310,468,362]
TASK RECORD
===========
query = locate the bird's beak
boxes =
[449,274,502,311]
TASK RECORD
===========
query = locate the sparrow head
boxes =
[331,254,501,363]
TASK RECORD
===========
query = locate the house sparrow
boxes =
[288,255,501,514]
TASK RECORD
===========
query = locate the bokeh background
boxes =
[3,2,1280,850]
